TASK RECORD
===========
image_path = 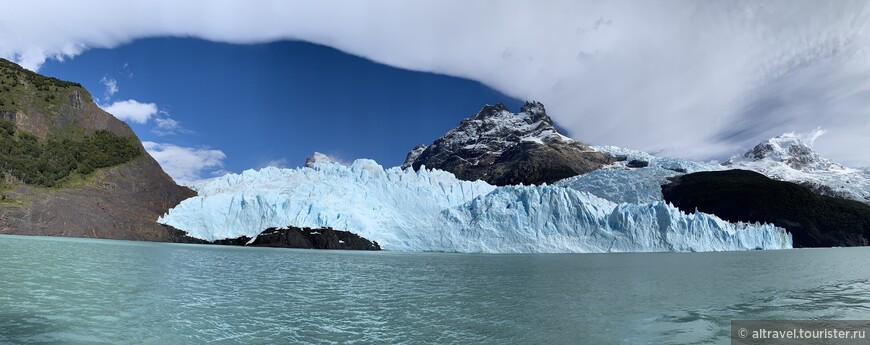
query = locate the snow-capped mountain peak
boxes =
[304,152,341,168]
[453,101,570,149]
[738,131,844,171]
[404,101,612,185]
[724,130,868,203]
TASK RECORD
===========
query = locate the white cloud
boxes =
[99,76,118,101]
[122,62,133,78]
[142,141,227,185]
[210,169,231,177]
[262,158,289,169]
[783,128,827,147]
[152,117,179,136]
[152,115,190,136]
[3,1,870,165]
[101,99,187,136]
[100,99,158,124]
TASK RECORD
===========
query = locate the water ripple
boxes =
[2,236,870,344]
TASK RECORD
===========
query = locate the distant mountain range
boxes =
[1,58,867,251]
[168,101,870,252]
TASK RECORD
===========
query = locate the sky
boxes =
[37,38,521,184]
[2,1,870,183]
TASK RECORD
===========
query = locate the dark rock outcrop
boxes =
[661,169,870,248]
[304,152,341,168]
[0,58,195,241]
[405,101,613,186]
[626,160,649,168]
[203,226,381,250]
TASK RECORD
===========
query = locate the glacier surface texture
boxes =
[159,160,791,253]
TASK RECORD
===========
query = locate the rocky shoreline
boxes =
[176,225,381,251]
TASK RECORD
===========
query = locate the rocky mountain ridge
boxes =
[404,101,613,185]
[0,58,195,241]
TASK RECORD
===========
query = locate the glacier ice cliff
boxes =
[158,160,792,253]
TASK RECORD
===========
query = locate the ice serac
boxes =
[725,132,870,204]
[439,186,790,253]
[159,160,495,244]
[159,160,792,253]
[405,101,614,185]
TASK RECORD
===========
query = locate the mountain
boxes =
[725,132,870,204]
[553,141,870,248]
[0,58,195,241]
[400,144,427,169]
[304,152,341,167]
[158,160,791,253]
[403,101,613,185]
[565,134,870,206]
[662,170,870,247]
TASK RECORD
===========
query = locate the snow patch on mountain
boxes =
[405,101,612,186]
[441,102,572,155]
[400,144,427,169]
[158,160,791,253]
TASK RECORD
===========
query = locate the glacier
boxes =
[159,159,791,253]
[565,140,870,206]
[555,146,722,204]
[555,167,682,204]
[592,145,722,174]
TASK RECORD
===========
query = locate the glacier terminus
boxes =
[159,159,792,253]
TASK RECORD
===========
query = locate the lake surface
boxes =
[1,235,869,344]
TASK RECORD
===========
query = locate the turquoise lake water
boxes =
[1,234,869,344]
